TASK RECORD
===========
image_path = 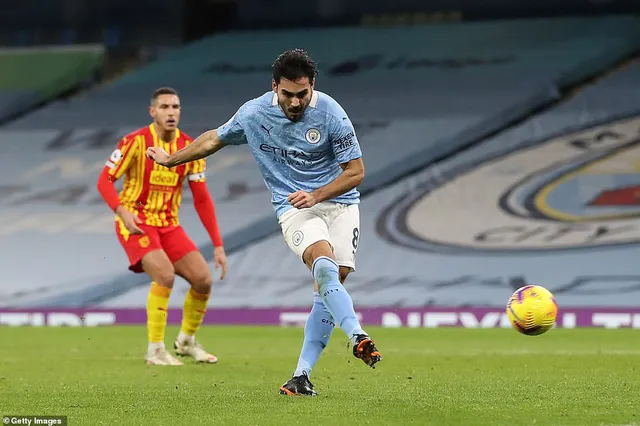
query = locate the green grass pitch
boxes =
[1,326,638,425]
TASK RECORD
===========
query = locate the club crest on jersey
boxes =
[378,115,640,253]
[139,236,150,248]
[305,128,321,144]
[292,230,304,246]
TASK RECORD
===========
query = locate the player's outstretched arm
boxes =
[289,157,365,209]
[146,129,226,168]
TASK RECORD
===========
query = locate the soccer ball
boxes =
[506,285,558,335]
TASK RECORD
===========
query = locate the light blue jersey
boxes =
[216,90,362,218]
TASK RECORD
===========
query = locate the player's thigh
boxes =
[115,221,166,272]
[328,204,360,272]
[160,226,211,290]
[173,251,212,293]
[279,207,332,267]
[159,226,199,265]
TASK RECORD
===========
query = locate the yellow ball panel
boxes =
[506,285,558,336]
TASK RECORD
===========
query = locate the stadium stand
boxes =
[0,45,104,123]
[1,16,640,309]
[6,16,640,131]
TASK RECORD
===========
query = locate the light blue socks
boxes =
[312,256,366,344]
[294,292,335,377]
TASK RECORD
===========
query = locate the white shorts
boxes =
[279,202,360,271]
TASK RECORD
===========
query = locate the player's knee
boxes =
[190,270,213,294]
[155,269,176,288]
[303,240,334,268]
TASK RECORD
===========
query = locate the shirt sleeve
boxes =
[329,114,362,164]
[105,135,140,180]
[189,180,223,247]
[187,157,207,183]
[216,105,249,146]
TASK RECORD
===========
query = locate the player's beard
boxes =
[281,101,307,122]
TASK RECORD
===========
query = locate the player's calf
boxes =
[310,256,367,343]
[172,252,217,362]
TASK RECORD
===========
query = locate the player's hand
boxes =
[116,206,144,235]
[288,190,317,209]
[213,246,228,280]
[146,146,170,166]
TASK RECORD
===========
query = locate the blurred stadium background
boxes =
[2,0,640,330]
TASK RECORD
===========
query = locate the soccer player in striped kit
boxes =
[97,87,227,365]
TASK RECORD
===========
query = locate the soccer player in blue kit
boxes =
[146,49,382,396]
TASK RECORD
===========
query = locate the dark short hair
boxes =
[151,87,178,105]
[272,49,318,84]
